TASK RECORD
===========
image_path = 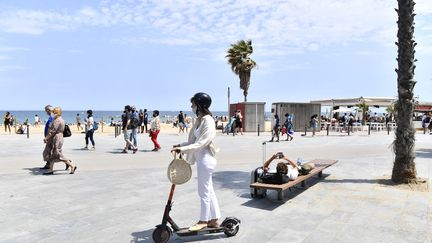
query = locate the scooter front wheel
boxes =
[223,218,240,237]
[152,225,172,243]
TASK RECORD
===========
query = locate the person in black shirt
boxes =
[270,114,281,142]
[143,109,149,133]
[177,111,186,134]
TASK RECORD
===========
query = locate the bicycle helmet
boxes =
[191,92,212,109]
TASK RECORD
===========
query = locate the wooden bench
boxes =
[250,159,338,201]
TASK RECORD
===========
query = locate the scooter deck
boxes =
[176,227,225,236]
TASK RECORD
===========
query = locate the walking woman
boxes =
[150,110,161,151]
[84,110,95,150]
[3,111,12,134]
[171,92,221,231]
[42,107,76,175]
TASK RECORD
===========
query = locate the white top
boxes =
[86,116,94,130]
[287,165,299,180]
[179,115,219,165]
[150,116,160,131]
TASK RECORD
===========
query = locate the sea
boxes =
[0,110,241,125]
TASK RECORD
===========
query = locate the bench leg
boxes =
[318,171,323,178]
[277,190,283,200]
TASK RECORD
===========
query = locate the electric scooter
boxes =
[152,183,241,243]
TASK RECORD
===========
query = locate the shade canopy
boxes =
[311,97,396,107]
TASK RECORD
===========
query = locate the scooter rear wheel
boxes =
[223,218,240,237]
[152,225,172,243]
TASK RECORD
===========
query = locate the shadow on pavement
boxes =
[71,148,93,151]
[23,167,68,176]
[212,170,250,192]
[131,228,225,243]
[320,177,423,187]
[415,148,432,158]
[241,174,330,211]
[321,178,382,184]
[22,167,46,175]
[130,228,154,242]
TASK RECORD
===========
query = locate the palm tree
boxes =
[392,0,417,183]
[356,98,370,125]
[226,40,257,102]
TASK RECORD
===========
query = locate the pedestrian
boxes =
[270,114,280,142]
[121,105,137,154]
[284,113,294,141]
[42,107,77,175]
[139,109,145,133]
[3,111,12,134]
[310,114,319,136]
[41,105,55,169]
[348,113,355,133]
[171,92,221,231]
[76,113,82,131]
[84,110,95,150]
[235,110,243,135]
[177,111,186,134]
[149,110,161,151]
[184,114,190,133]
[34,114,40,127]
[143,109,149,133]
[130,105,139,149]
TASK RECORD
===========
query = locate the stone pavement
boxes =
[0,130,431,242]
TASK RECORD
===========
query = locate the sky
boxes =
[0,0,431,111]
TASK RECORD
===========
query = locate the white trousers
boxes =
[197,154,221,221]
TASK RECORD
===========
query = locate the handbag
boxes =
[167,153,192,185]
[63,124,72,137]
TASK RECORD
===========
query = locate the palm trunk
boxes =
[392,0,417,183]
[239,70,250,102]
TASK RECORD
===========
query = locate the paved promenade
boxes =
[0,130,431,243]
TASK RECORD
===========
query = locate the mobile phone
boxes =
[276,152,284,159]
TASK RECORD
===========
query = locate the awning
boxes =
[311,97,397,107]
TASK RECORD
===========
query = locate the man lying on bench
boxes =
[260,152,315,184]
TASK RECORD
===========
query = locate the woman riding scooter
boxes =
[171,92,221,231]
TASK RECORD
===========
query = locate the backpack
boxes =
[299,162,315,175]
[93,121,99,131]
[63,124,72,137]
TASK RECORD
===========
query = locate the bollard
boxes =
[326,124,329,136]
[27,124,29,139]
[368,124,371,135]
[115,124,118,138]
[387,124,390,135]
[257,124,260,136]
[347,125,350,136]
